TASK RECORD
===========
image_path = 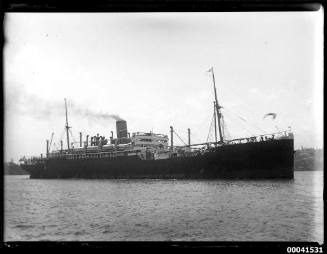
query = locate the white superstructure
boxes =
[131,132,169,150]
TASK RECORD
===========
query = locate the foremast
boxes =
[64,98,71,151]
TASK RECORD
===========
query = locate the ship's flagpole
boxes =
[64,98,70,151]
[208,67,223,143]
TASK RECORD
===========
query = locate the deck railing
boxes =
[20,131,293,163]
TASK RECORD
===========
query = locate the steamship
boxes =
[20,68,294,179]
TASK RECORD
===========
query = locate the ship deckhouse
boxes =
[131,132,169,150]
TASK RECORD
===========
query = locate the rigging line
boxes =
[222,115,231,139]
[174,129,188,135]
[221,115,225,138]
[220,92,261,122]
[52,142,57,150]
[223,124,231,140]
[192,120,209,142]
[243,119,268,134]
[224,86,264,119]
[206,112,215,143]
[173,128,187,145]
[223,107,268,134]
[224,112,256,137]
[59,128,65,142]
[49,132,54,149]
[223,117,231,139]
[236,122,256,137]
[236,117,257,136]
[232,110,268,134]
[235,114,267,134]
[68,128,77,143]
[238,120,256,137]
[222,114,232,140]
[173,130,187,146]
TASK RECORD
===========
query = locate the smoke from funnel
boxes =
[69,101,124,121]
[5,83,124,122]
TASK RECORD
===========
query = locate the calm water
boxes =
[4,171,323,242]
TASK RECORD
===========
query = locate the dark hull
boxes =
[21,139,294,179]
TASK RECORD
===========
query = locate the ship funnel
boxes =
[116,120,128,139]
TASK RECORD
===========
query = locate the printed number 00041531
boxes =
[286,247,323,253]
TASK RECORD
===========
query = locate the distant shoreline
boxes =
[4,162,28,175]
[294,148,323,171]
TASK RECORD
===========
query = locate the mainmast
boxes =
[213,101,218,144]
[209,67,223,143]
[64,98,70,151]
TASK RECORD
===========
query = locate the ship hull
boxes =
[21,139,294,179]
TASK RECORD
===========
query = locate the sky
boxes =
[4,11,324,162]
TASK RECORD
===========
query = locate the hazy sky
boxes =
[4,11,323,162]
